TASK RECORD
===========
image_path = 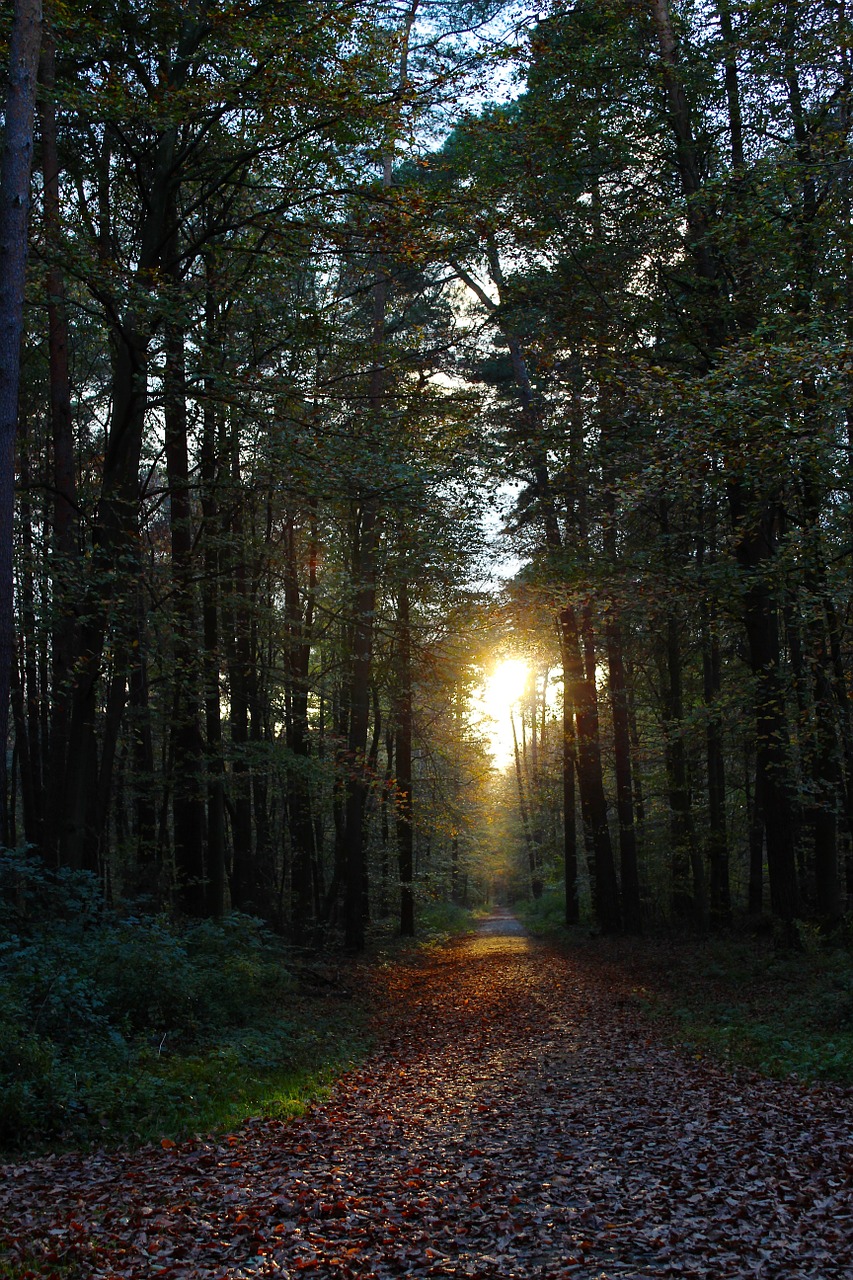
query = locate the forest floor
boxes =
[2,912,852,1280]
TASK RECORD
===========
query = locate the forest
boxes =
[0,0,845,952]
[2,0,853,949]
[4,7,853,1274]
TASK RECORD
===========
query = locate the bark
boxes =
[702,622,730,923]
[395,579,415,936]
[201,281,225,916]
[661,610,708,930]
[342,500,379,951]
[126,590,157,894]
[380,727,393,917]
[732,494,799,919]
[16,419,42,847]
[601,439,641,931]
[605,613,641,932]
[0,0,42,843]
[562,668,579,925]
[222,429,254,910]
[39,20,79,867]
[511,707,540,899]
[284,510,318,942]
[561,605,621,932]
[164,313,207,914]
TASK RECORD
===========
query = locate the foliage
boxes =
[0,853,369,1152]
[515,886,576,937]
[417,900,476,939]
[619,930,853,1086]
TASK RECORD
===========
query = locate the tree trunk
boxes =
[164,297,207,914]
[39,20,79,868]
[562,666,579,925]
[284,510,318,942]
[661,611,708,930]
[62,123,178,870]
[745,748,764,916]
[201,281,225,916]
[222,430,254,910]
[511,706,540,899]
[732,492,799,920]
[560,606,621,932]
[604,611,642,932]
[702,620,730,924]
[0,0,42,844]
[395,579,415,936]
[342,500,379,951]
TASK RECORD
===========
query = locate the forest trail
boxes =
[2,929,852,1280]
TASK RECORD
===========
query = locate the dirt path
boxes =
[3,925,852,1278]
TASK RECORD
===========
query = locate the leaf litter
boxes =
[2,921,852,1279]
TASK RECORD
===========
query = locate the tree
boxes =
[0,0,42,842]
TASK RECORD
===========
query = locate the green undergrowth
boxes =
[638,932,853,1085]
[366,900,476,961]
[417,900,477,939]
[516,888,853,1085]
[604,927,853,1086]
[0,851,371,1156]
[516,887,574,937]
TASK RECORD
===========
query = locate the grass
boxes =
[55,996,372,1151]
[365,900,476,962]
[631,931,853,1084]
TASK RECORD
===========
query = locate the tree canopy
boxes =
[1,0,852,945]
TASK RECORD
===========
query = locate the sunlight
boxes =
[476,658,530,768]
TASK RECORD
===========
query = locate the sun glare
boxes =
[475,658,530,767]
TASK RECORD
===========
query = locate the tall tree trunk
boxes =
[62,122,178,870]
[511,706,540,899]
[560,605,621,932]
[561,664,579,925]
[661,610,707,929]
[702,619,730,923]
[39,19,79,868]
[732,493,799,920]
[342,499,378,951]
[127,585,157,895]
[15,417,42,847]
[222,429,254,909]
[201,281,225,916]
[164,311,207,914]
[745,748,765,915]
[285,510,318,942]
[0,0,42,844]
[605,614,641,932]
[395,578,415,936]
[652,0,799,922]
